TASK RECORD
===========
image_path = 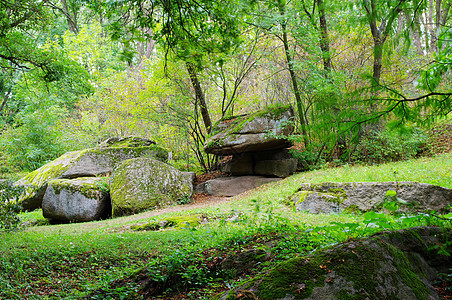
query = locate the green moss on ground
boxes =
[131,215,202,232]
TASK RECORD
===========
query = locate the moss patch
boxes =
[50,177,110,199]
[110,158,193,217]
[227,228,445,300]
[131,215,202,232]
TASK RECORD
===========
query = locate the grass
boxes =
[0,152,451,299]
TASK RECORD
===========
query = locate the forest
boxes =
[0,0,452,299]
[0,0,450,173]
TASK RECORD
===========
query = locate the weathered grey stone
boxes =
[221,149,297,177]
[42,177,111,222]
[294,191,341,214]
[110,158,193,217]
[222,227,451,300]
[195,176,281,197]
[204,105,294,155]
[182,171,196,185]
[293,182,452,214]
[254,158,297,178]
[15,139,168,211]
[222,153,254,175]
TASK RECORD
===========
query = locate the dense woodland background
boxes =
[1,0,451,175]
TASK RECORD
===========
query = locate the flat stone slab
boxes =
[195,176,281,197]
[293,182,452,214]
[42,177,111,222]
[204,105,294,155]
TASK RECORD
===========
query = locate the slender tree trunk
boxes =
[429,0,438,52]
[317,0,332,73]
[280,21,309,147]
[186,62,212,133]
[61,0,79,34]
[0,86,11,113]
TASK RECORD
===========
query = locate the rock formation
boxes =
[293,182,452,214]
[15,137,167,211]
[12,137,195,222]
[204,105,295,155]
[202,104,297,198]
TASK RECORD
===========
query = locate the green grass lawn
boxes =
[1,152,451,299]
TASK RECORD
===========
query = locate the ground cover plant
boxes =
[0,152,450,299]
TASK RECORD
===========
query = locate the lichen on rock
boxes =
[204,104,295,155]
[110,158,193,217]
[221,227,451,300]
[14,139,168,211]
[42,177,111,222]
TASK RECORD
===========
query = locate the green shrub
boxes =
[0,181,25,231]
[0,108,66,171]
[289,148,324,171]
[351,127,427,164]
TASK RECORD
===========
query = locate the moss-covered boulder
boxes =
[42,177,111,222]
[15,138,168,211]
[293,182,452,214]
[204,104,294,155]
[222,226,452,300]
[110,158,193,217]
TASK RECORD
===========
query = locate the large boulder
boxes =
[195,176,281,197]
[15,138,168,211]
[293,182,452,214]
[204,105,294,155]
[42,177,111,222]
[222,226,452,300]
[110,158,193,217]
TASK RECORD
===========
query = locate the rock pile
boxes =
[15,137,194,222]
[198,105,297,196]
[204,104,297,178]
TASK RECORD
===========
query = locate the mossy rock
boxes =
[14,141,168,211]
[42,177,111,222]
[221,227,451,300]
[131,215,202,231]
[204,104,294,155]
[293,182,452,214]
[110,158,193,217]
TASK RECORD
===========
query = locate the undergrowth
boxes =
[0,153,450,299]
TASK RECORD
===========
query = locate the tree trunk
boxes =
[405,13,424,55]
[0,85,11,113]
[280,20,309,147]
[61,0,79,34]
[429,0,438,52]
[317,0,332,73]
[373,42,383,86]
[186,62,212,134]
